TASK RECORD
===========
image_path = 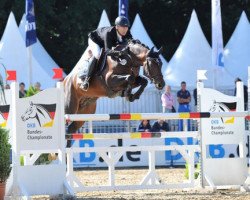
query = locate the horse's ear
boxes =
[30,101,33,106]
[148,47,154,57]
[157,47,163,55]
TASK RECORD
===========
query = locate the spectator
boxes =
[161,85,175,113]
[19,82,26,98]
[151,120,169,132]
[161,85,175,130]
[138,120,151,132]
[234,77,248,111]
[4,84,10,90]
[193,88,197,111]
[34,82,42,91]
[177,81,191,131]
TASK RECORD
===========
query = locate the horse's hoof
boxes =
[134,95,140,100]
[126,95,135,102]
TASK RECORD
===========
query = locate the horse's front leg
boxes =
[129,76,148,101]
[107,74,135,99]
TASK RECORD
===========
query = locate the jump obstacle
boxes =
[2,69,250,199]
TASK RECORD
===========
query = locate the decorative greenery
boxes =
[185,163,200,179]
[0,126,11,183]
[25,86,39,97]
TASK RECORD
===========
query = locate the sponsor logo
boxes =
[21,101,56,128]
[120,59,127,65]
[209,101,237,124]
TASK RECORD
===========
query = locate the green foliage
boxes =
[0,126,11,183]
[185,163,200,179]
[20,156,24,166]
[25,86,38,97]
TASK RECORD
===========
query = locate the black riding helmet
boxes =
[115,16,130,27]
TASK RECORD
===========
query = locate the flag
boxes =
[6,70,16,81]
[25,0,37,47]
[52,68,63,79]
[119,0,129,18]
[212,0,224,68]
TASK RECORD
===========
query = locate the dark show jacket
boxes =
[88,26,133,51]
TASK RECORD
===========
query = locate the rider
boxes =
[79,16,133,91]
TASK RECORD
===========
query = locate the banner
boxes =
[212,0,224,68]
[119,0,129,18]
[25,0,37,47]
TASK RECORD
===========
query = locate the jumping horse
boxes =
[64,40,165,140]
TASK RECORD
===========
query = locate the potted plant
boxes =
[0,126,11,200]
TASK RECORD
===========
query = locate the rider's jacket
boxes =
[88,26,133,52]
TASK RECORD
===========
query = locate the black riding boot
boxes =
[79,56,97,91]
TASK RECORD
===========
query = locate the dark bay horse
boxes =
[64,40,165,136]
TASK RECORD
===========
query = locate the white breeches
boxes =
[88,38,101,59]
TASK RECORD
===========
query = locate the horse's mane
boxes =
[128,39,149,50]
[36,104,51,119]
[213,101,229,111]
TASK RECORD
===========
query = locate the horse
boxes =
[64,40,165,140]
[21,101,53,127]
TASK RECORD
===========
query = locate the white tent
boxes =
[224,11,250,84]
[19,14,66,78]
[0,12,57,88]
[166,10,234,89]
[97,10,111,28]
[130,14,168,83]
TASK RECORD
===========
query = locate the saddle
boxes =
[78,45,131,80]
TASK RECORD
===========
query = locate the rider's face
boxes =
[116,26,128,36]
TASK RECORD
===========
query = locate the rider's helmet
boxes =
[115,16,130,27]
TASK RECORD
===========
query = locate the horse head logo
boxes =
[21,101,56,127]
[209,101,236,124]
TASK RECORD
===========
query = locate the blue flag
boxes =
[212,0,224,68]
[25,0,37,47]
[119,0,129,18]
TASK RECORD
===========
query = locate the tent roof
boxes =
[166,10,234,89]
[0,12,57,88]
[98,10,111,27]
[224,11,250,84]
[19,14,65,78]
[130,14,168,84]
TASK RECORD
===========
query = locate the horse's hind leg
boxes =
[67,101,97,133]
[67,101,97,147]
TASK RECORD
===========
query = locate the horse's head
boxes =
[144,47,165,90]
[21,101,37,121]
[128,40,165,90]
[209,101,229,112]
